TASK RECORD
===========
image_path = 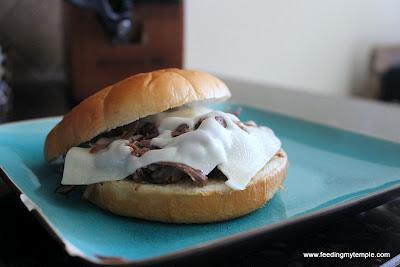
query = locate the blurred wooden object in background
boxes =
[64,1,183,102]
[368,46,400,99]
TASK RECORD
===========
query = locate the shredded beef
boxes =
[195,116,227,129]
[121,121,139,139]
[194,117,206,129]
[87,120,158,154]
[139,122,159,139]
[214,116,227,128]
[131,164,186,184]
[171,123,190,137]
[130,162,208,186]
[129,142,150,157]
[137,139,152,148]
[160,162,208,185]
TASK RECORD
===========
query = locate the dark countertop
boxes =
[0,83,399,267]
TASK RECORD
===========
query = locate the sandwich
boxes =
[44,68,288,223]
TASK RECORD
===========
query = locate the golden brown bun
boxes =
[44,69,231,162]
[83,150,288,224]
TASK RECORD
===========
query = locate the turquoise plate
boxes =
[0,104,400,265]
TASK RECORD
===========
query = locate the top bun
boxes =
[44,68,231,162]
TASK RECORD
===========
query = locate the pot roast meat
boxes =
[139,122,159,139]
[214,116,227,128]
[87,120,159,154]
[120,121,139,139]
[122,121,159,140]
[131,164,187,184]
[129,142,150,157]
[159,162,208,186]
[131,162,208,186]
[171,123,190,137]
[137,139,152,148]
[194,117,206,129]
[195,116,227,129]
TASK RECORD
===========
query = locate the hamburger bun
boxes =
[83,150,288,223]
[46,68,288,224]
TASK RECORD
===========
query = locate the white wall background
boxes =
[184,0,400,96]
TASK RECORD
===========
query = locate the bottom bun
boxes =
[83,150,288,223]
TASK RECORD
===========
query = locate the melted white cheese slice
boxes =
[61,106,281,190]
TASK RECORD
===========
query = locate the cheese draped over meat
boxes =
[61,106,281,190]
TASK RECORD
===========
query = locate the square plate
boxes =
[1,103,399,265]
